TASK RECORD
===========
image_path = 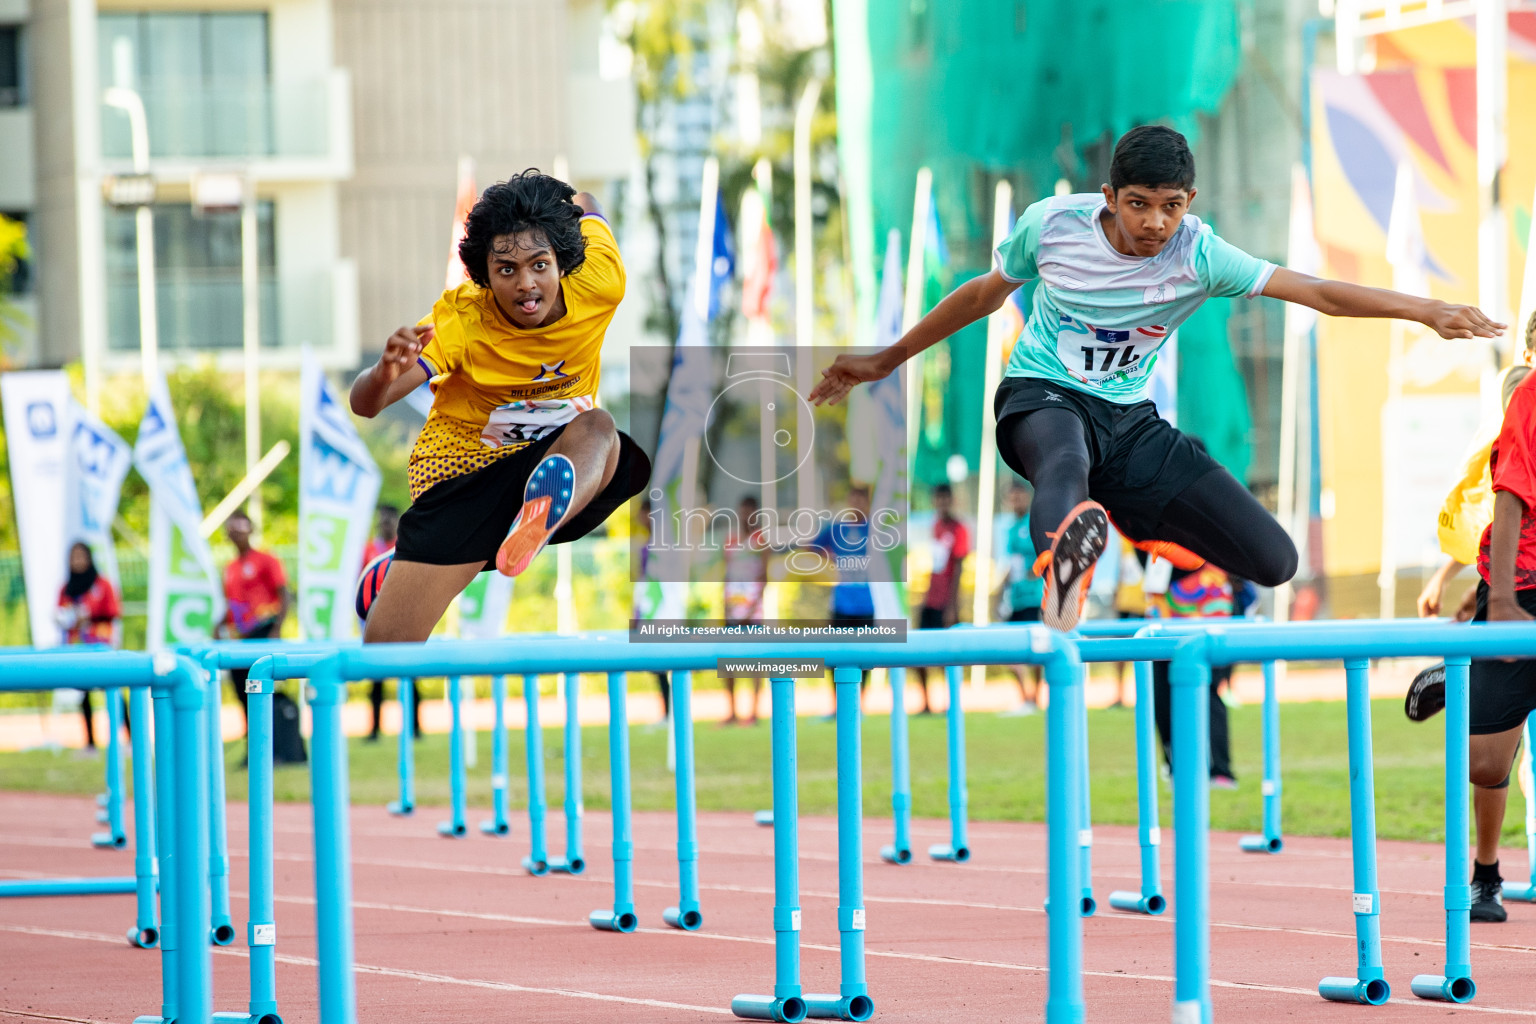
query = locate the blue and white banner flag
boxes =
[1,371,72,646]
[65,400,132,588]
[298,355,382,640]
[134,374,224,650]
[456,571,514,639]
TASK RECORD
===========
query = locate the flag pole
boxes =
[902,169,932,479]
[794,79,822,517]
[969,180,1012,689]
[1274,164,1309,628]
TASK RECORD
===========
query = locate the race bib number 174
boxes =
[1055,315,1167,385]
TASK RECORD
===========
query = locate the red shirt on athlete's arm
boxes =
[224,549,289,637]
[1477,372,1536,590]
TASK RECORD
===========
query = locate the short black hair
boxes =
[459,169,586,288]
[227,509,252,527]
[376,504,400,519]
[1110,125,1196,193]
[933,483,953,498]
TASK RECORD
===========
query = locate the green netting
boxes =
[1175,296,1253,481]
[836,0,1255,482]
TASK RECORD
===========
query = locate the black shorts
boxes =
[1009,607,1041,623]
[395,426,651,567]
[994,376,1221,541]
[1470,581,1536,735]
[918,606,946,630]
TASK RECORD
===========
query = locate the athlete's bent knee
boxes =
[1032,446,1090,493]
[571,407,617,436]
[1248,536,1299,589]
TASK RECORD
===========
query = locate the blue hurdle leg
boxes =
[523,674,551,875]
[229,674,281,1024]
[134,689,181,1024]
[171,661,213,1024]
[1319,658,1389,1004]
[205,661,235,946]
[1044,641,1085,1024]
[128,686,159,948]
[664,670,703,930]
[308,660,359,1024]
[1076,663,1095,916]
[880,668,913,865]
[549,672,585,874]
[805,667,874,1021]
[1412,656,1476,1003]
[929,666,970,864]
[94,688,128,849]
[732,677,807,1022]
[388,678,416,816]
[590,672,638,933]
[437,676,468,838]
[1503,713,1536,902]
[1169,641,1212,1024]
[1240,660,1285,854]
[480,675,511,836]
[1109,660,1166,915]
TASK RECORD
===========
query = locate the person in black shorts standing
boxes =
[811,125,1503,631]
[913,483,969,713]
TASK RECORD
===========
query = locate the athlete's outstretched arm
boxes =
[1261,267,1505,340]
[810,269,1020,406]
[350,325,432,417]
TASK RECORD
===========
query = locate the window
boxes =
[105,201,278,353]
[0,26,22,108]
[98,12,271,158]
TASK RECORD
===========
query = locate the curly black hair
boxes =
[458,169,587,288]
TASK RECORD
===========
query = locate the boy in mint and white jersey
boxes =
[812,125,1505,630]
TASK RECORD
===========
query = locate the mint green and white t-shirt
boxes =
[995,194,1276,404]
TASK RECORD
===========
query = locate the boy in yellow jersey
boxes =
[350,170,650,643]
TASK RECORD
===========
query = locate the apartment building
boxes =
[2,0,632,372]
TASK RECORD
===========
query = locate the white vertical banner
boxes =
[1,371,73,647]
[868,229,910,622]
[456,571,514,640]
[65,400,133,587]
[298,355,382,641]
[134,374,225,651]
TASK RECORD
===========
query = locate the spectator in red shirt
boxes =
[913,483,970,714]
[57,541,121,751]
[220,510,290,733]
[1462,369,1536,923]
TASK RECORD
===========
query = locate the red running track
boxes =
[2,791,1535,1022]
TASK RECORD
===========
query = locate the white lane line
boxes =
[0,923,729,1016]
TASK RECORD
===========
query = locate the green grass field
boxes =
[1,697,1528,846]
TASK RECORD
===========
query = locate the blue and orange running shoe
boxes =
[496,454,576,578]
[1033,500,1110,632]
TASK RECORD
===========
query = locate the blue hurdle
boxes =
[522,672,551,874]
[928,664,970,863]
[546,672,586,875]
[664,669,703,929]
[1153,620,1536,1021]
[1506,715,1536,903]
[231,628,1081,1024]
[388,677,416,815]
[93,688,128,848]
[0,651,213,1024]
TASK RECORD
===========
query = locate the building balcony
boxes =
[104,260,358,369]
[100,69,352,182]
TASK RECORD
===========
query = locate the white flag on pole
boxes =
[65,400,132,589]
[134,374,225,650]
[1,371,73,647]
[298,354,382,640]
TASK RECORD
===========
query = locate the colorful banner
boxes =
[1312,21,1536,581]
[65,400,132,588]
[298,356,382,641]
[133,374,224,650]
[1,371,72,647]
